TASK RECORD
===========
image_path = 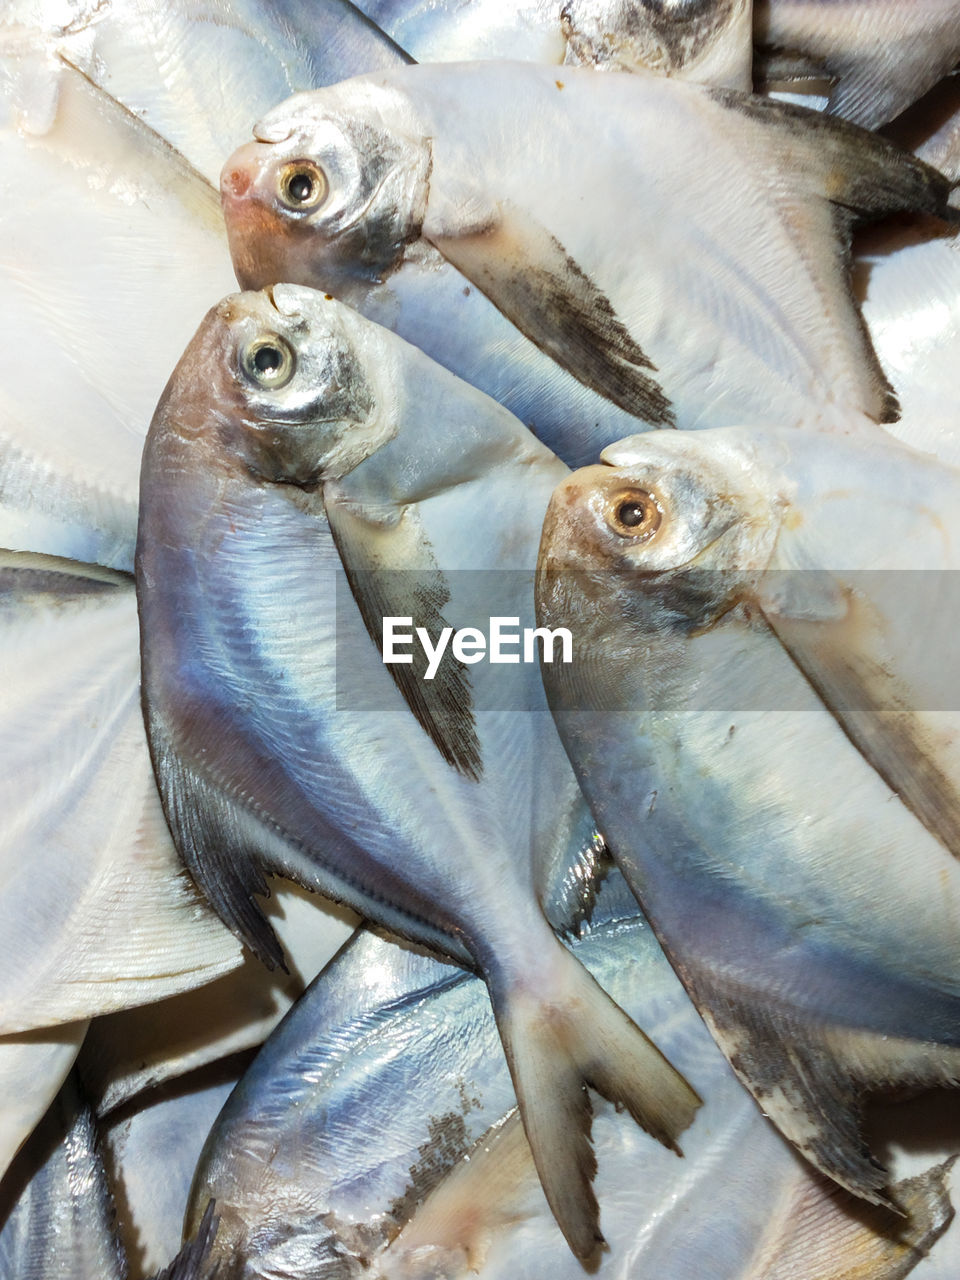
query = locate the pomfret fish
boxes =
[188,871,957,1279]
[755,1,960,129]
[592,424,960,870]
[137,284,699,1258]
[220,61,958,462]
[0,40,236,573]
[352,0,753,86]
[535,429,960,1207]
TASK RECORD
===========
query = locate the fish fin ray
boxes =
[747,1156,955,1280]
[492,942,700,1259]
[428,203,675,425]
[325,493,483,781]
[147,728,287,972]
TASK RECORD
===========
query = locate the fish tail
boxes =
[489,942,701,1261]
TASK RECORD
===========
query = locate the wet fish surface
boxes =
[188,869,958,1279]
[535,428,960,1209]
[220,60,958,466]
[136,285,700,1258]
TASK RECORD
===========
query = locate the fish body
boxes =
[536,428,960,1205]
[594,423,960,874]
[756,0,960,128]
[220,60,957,466]
[137,285,699,1258]
[189,870,957,1279]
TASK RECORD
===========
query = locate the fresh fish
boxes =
[352,0,754,86]
[755,1,960,129]
[585,424,960,871]
[220,62,957,468]
[535,429,960,1208]
[0,552,242,1035]
[187,871,957,1279]
[0,39,236,572]
[137,283,700,1258]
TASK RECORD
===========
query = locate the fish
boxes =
[535,428,960,1209]
[755,1,960,129]
[187,869,958,1279]
[137,282,700,1259]
[219,60,959,466]
[580,424,960,869]
[0,552,242,1036]
[0,1075,128,1280]
[351,0,753,86]
[0,41,236,573]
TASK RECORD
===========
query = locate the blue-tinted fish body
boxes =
[536,430,960,1206]
[137,286,699,1259]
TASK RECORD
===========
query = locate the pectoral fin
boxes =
[324,490,483,782]
[759,583,960,865]
[428,202,675,426]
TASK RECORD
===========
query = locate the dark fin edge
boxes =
[147,728,287,972]
[431,203,676,427]
[327,499,483,782]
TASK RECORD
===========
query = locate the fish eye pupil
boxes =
[254,345,282,374]
[288,172,314,203]
[618,501,647,527]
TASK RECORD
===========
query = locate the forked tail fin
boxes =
[491,942,701,1261]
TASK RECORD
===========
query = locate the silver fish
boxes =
[220,62,957,465]
[0,1076,127,1280]
[187,871,958,1279]
[137,284,699,1259]
[535,429,960,1208]
[755,1,960,129]
[592,424,960,871]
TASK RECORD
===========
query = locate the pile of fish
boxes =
[3,1,960,1276]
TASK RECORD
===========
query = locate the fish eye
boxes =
[606,488,662,540]
[240,334,295,389]
[278,160,328,211]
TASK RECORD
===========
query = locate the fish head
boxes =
[220,84,431,294]
[537,430,782,634]
[153,284,377,488]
